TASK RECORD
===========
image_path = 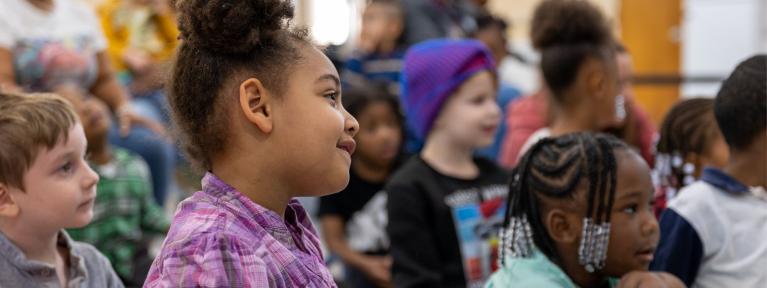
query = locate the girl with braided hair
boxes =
[652,98,728,216]
[487,133,684,288]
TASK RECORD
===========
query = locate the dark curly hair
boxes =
[531,0,615,100]
[169,0,311,170]
[656,98,719,190]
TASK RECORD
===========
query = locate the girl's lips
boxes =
[337,139,357,155]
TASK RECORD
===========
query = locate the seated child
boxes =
[0,92,123,287]
[318,86,404,288]
[487,133,683,288]
[651,55,767,287]
[498,2,656,168]
[343,0,406,97]
[98,0,178,125]
[66,97,170,286]
[386,39,508,288]
[652,98,729,216]
[144,0,360,286]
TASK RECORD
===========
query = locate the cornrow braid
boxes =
[500,133,628,271]
[655,98,718,190]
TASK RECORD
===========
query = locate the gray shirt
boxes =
[0,230,123,288]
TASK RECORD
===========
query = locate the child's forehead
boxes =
[31,125,85,166]
[543,149,651,205]
[356,101,397,120]
[613,150,653,197]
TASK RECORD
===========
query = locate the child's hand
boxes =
[116,105,168,139]
[360,255,393,288]
[617,271,686,288]
[123,49,152,74]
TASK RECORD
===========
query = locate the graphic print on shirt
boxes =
[346,191,389,253]
[13,35,100,91]
[445,184,508,288]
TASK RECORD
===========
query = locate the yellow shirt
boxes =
[98,0,178,72]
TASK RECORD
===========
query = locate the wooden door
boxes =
[620,0,682,126]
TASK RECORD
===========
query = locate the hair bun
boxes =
[176,0,294,54]
[531,0,611,51]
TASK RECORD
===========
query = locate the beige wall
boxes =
[487,0,620,42]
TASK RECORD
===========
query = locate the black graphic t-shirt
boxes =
[319,170,389,255]
[386,156,509,288]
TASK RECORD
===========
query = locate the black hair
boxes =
[501,133,629,265]
[169,0,310,170]
[365,0,407,47]
[342,84,407,166]
[714,55,767,150]
[475,14,509,33]
[342,84,403,123]
[656,98,718,189]
[531,0,615,100]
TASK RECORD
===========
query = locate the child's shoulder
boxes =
[387,155,432,185]
[474,156,507,175]
[161,192,273,250]
[487,253,577,288]
[388,156,507,185]
[69,239,110,265]
[68,239,123,286]
[670,181,722,211]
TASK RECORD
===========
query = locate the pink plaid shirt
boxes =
[144,173,336,287]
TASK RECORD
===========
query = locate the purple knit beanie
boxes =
[400,39,496,140]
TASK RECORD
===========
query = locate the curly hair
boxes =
[530,0,615,100]
[169,0,311,170]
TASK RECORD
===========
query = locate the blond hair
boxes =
[0,92,79,190]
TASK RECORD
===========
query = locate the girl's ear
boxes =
[546,208,580,244]
[586,63,608,102]
[239,78,274,134]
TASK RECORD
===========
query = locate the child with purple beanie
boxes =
[386,39,509,288]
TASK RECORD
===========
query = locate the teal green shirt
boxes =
[486,249,618,288]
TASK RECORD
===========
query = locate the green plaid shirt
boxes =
[68,147,170,280]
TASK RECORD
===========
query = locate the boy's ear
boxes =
[545,208,579,244]
[0,184,20,217]
[239,78,274,134]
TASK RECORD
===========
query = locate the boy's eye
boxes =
[471,95,486,104]
[58,162,74,175]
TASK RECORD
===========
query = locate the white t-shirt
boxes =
[664,180,767,287]
[0,0,107,91]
